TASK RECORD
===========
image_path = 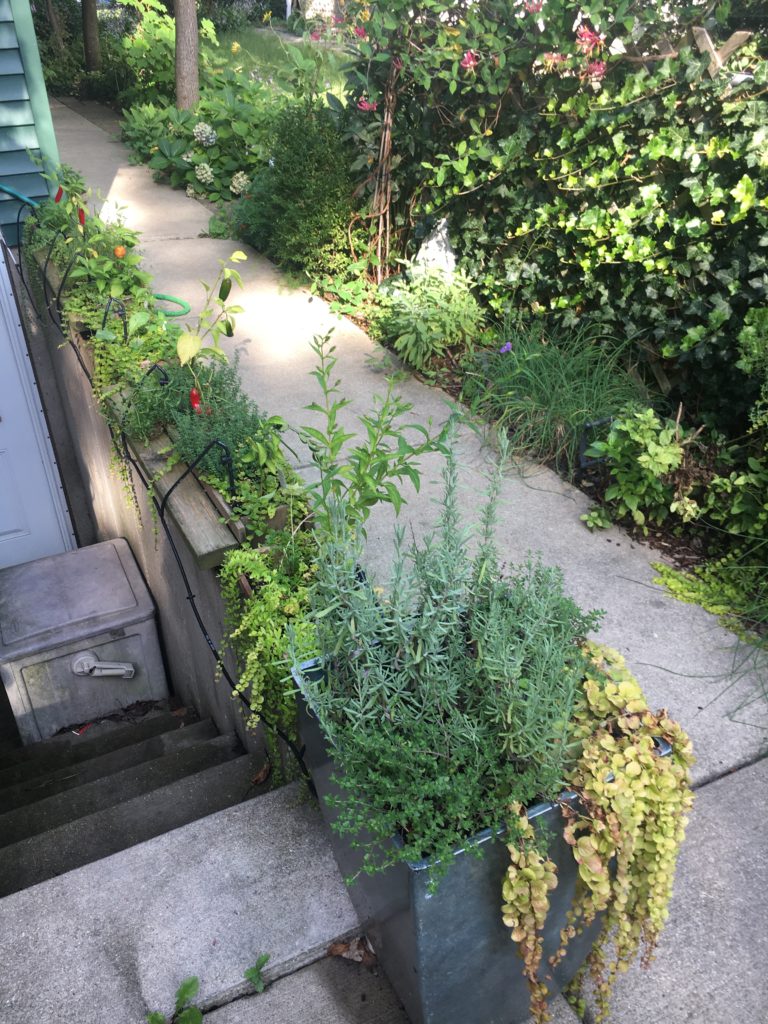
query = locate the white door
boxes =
[0,245,75,569]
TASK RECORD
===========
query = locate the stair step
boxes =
[0,783,359,1023]
[0,719,219,813]
[202,956,408,1024]
[0,708,197,784]
[0,733,242,846]
[0,752,263,897]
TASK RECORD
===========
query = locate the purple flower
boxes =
[499,341,512,354]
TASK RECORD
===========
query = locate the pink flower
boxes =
[584,60,607,81]
[333,15,345,24]
[393,56,403,70]
[310,30,322,41]
[576,24,603,56]
[524,0,543,12]
[357,97,378,112]
[460,50,478,70]
[353,25,367,38]
[543,52,566,69]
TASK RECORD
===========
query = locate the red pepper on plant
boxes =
[189,387,203,414]
[54,186,64,203]
[78,208,86,227]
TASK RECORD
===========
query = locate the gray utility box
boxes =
[0,539,168,744]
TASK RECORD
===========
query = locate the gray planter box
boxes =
[295,661,604,1024]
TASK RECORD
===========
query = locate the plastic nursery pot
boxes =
[293,659,605,1024]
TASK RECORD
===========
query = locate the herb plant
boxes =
[370,266,485,374]
[298,332,447,538]
[293,444,602,881]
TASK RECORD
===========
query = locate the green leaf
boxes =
[146,1013,166,1024]
[177,331,202,366]
[174,977,200,1012]
[128,310,151,333]
[244,953,271,994]
[176,1009,203,1024]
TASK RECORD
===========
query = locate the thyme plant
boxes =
[293,446,601,880]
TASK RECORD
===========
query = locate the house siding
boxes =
[0,0,59,244]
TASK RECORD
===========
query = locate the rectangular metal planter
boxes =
[295,660,604,1024]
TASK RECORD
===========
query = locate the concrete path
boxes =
[4,96,761,1024]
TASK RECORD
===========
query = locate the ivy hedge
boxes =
[344,0,767,430]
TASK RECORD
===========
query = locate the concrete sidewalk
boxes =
[5,96,763,1024]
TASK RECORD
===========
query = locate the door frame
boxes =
[0,243,75,561]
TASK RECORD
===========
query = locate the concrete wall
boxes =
[19,271,261,756]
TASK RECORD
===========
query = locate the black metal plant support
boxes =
[159,438,236,517]
[101,295,128,343]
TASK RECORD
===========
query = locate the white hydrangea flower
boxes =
[192,121,218,147]
[195,162,214,186]
[185,184,197,198]
[229,171,250,196]
[182,151,195,164]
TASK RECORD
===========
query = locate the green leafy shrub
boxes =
[451,47,768,431]
[123,76,288,203]
[462,321,648,475]
[119,0,219,104]
[345,1,768,431]
[585,407,689,530]
[369,267,485,373]
[199,0,271,32]
[701,443,768,539]
[236,105,358,278]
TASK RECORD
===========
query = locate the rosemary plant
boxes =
[293,446,601,881]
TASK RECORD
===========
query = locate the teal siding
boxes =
[0,0,59,245]
[0,98,33,124]
[0,49,22,73]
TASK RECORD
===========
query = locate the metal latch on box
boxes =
[71,650,136,679]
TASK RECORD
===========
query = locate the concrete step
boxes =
[0,751,264,897]
[0,732,242,846]
[203,956,408,1024]
[201,957,580,1024]
[0,707,197,784]
[0,782,359,1023]
[0,718,218,813]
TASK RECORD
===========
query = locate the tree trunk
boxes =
[45,0,66,57]
[81,0,101,71]
[174,0,199,111]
